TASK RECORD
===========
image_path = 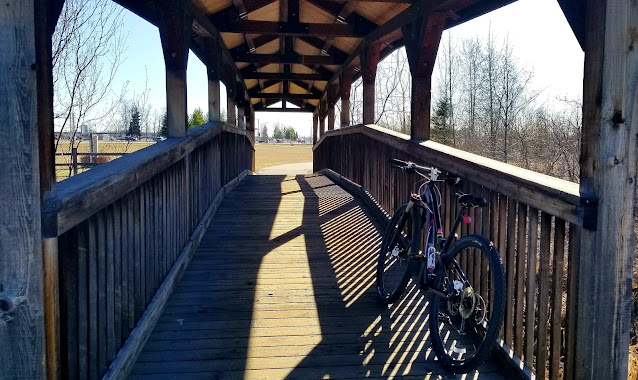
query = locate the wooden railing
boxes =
[42,122,254,379]
[314,124,585,380]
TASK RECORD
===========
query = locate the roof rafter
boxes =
[217,20,367,37]
[233,52,345,65]
[242,72,331,80]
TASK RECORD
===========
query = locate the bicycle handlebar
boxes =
[388,157,462,186]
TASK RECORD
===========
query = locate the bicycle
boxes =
[376,158,506,373]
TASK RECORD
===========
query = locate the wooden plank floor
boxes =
[130,174,509,379]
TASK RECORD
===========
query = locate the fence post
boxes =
[71,148,78,176]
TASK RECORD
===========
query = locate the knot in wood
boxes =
[0,298,14,314]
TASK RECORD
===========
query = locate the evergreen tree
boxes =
[159,112,168,137]
[188,107,207,129]
[128,106,141,137]
[273,125,284,139]
[431,98,453,145]
[261,125,268,142]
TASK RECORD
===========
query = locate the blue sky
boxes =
[109,0,583,138]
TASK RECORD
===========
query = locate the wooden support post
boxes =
[327,83,339,131]
[226,81,237,126]
[203,36,222,122]
[247,106,255,138]
[72,148,78,176]
[157,1,192,138]
[0,2,46,379]
[319,102,326,136]
[575,1,637,379]
[312,113,319,143]
[207,69,221,121]
[227,98,236,126]
[35,2,64,373]
[402,12,445,140]
[237,102,245,129]
[361,43,380,125]
[340,67,354,128]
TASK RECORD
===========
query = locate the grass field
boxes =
[56,140,313,180]
[254,143,313,173]
[55,140,155,180]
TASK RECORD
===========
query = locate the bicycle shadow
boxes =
[280,174,503,379]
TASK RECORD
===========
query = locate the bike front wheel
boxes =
[429,234,505,373]
[376,202,421,304]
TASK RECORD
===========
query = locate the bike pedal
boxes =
[411,253,425,261]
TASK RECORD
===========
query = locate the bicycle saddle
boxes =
[458,193,488,208]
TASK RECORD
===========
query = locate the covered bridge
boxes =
[0,0,636,379]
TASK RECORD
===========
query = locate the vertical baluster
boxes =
[120,195,129,342]
[87,216,99,379]
[113,202,122,347]
[136,186,145,319]
[161,171,167,277]
[514,203,527,358]
[105,206,115,363]
[524,207,539,369]
[565,223,580,380]
[96,212,107,375]
[77,223,89,377]
[550,218,566,379]
[536,213,552,379]
[58,229,78,379]
[480,187,491,304]
[505,197,517,347]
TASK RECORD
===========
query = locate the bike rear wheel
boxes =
[376,202,421,304]
[429,234,505,373]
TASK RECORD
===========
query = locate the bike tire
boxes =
[376,202,421,304]
[428,234,505,373]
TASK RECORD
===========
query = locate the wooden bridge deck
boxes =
[129,174,509,379]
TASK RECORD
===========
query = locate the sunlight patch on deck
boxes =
[248,176,321,377]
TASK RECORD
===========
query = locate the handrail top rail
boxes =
[315,124,584,226]
[42,122,254,238]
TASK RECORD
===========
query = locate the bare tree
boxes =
[459,37,483,147]
[53,0,128,152]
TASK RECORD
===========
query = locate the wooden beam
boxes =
[242,72,330,81]
[233,52,344,65]
[157,1,192,138]
[319,101,327,136]
[249,80,321,97]
[34,1,64,378]
[253,93,319,100]
[340,67,354,128]
[307,0,378,34]
[557,0,585,50]
[217,20,366,37]
[198,36,223,121]
[403,12,445,140]
[0,2,46,379]
[361,43,380,124]
[319,0,413,3]
[575,0,637,379]
[254,107,313,113]
[327,83,339,131]
[313,114,319,143]
[296,36,350,62]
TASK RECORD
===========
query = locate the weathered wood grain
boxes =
[314,125,581,226]
[103,170,250,380]
[575,0,638,378]
[41,123,254,238]
[0,2,46,379]
[129,174,508,379]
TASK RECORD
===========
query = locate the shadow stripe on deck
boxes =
[130,174,508,380]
